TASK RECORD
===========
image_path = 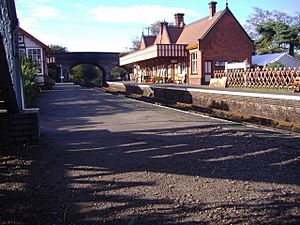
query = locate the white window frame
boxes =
[191,52,198,73]
[26,48,43,75]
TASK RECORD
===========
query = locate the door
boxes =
[204,61,212,83]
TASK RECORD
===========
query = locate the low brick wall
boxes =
[191,92,300,124]
[106,82,300,126]
[0,109,39,147]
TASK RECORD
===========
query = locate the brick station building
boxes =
[120,1,254,85]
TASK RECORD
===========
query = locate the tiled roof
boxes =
[143,36,156,47]
[176,10,224,45]
[166,26,184,44]
[137,7,230,48]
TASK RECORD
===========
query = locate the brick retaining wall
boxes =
[0,110,39,147]
[106,82,300,125]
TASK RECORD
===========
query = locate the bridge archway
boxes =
[69,63,105,85]
[52,52,120,83]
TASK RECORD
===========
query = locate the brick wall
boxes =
[200,10,254,84]
[190,92,300,124]
[201,10,253,62]
[0,110,39,147]
[106,82,300,125]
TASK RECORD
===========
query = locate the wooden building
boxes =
[120,1,254,85]
[19,28,49,85]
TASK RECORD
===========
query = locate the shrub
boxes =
[43,76,56,90]
[20,57,39,108]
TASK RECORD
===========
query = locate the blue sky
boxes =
[15,0,299,52]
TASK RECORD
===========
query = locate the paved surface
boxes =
[1,83,300,225]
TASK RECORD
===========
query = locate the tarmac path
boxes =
[1,83,300,225]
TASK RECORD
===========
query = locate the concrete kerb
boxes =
[101,82,300,134]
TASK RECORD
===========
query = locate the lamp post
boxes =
[59,64,64,83]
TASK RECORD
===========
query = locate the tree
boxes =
[273,22,300,56]
[255,22,280,54]
[255,21,300,55]
[245,8,300,56]
[48,44,68,81]
[70,64,103,86]
[126,36,141,52]
[48,44,68,53]
[149,20,161,36]
[126,20,163,53]
[244,7,298,39]
[110,66,127,81]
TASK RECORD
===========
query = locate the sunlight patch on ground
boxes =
[205,148,278,162]
[150,145,233,159]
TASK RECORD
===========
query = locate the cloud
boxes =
[21,26,66,46]
[16,0,65,45]
[75,3,87,10]
[87,4,199,24]
[16,0,63,20]
[19,17,38,30]
[30,5,63,20]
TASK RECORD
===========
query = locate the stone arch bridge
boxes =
[51,52,120,83]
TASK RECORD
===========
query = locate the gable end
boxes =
[200,7,253,44]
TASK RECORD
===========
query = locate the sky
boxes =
[15,0,300,53]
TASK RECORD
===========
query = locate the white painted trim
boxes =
[137,84,151,88]
[26,47,43,75]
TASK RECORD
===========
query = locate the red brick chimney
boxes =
[209,1,217,18]
[174,13,185,27]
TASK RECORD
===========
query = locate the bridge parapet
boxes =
[50,52,120,83]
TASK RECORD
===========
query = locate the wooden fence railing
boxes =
[214,67,300,89]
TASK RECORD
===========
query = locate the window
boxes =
[177,63,186,74]
[19,36,25,47]
[19,36,24,43]
[191,52,197,73]
[205,61,212,73]
[27,48,43,74]
[204,61,212,82]
[215,61,226,66]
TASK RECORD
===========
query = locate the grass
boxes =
[233,87,294,93]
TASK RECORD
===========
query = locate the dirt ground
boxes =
[1,84,300,225]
